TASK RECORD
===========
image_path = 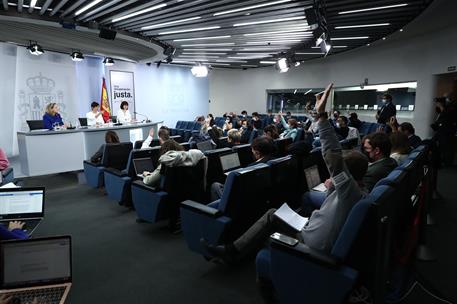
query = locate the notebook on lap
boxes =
[133,158,154,178]
[220,153,241,175]
[0,236,72,304]
[0,187,45,236]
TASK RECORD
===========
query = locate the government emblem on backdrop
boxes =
[17,73,66,129]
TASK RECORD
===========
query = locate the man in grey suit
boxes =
[362,132,398,191]
[204,83,369,261]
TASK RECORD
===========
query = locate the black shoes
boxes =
[200,238,238,264]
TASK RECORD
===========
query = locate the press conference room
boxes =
[0,0,456,303]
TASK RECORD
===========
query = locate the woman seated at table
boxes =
[86,102,105,126]
[117,101,132,123]
[43,103,64,130]
[90,131,120,163]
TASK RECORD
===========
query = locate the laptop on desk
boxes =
[220,153,242,176]
[304,165,326,192]
[133,158,155,178]
[0,236,72,304]
[196,140,214,153]
[0,187,45,236]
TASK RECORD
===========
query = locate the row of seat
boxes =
[253,145,431,304]
[170,121,204,142]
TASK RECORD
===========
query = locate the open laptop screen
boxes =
[220,153,241,172]
[0,188,44,220]
[304,165,321,189]
[1,236,71,289]
[133,158,154,176]
[196,140,213,153]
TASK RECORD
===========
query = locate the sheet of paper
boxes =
[274,203,309,232]
[0,182,19,189]
[312,182,327,192]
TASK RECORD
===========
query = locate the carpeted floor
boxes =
[18,166,457,304]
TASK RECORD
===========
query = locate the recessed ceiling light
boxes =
[311,46,347,48]
[75,0,102,16]
[159,26,221,35]
[334,23,390,29]
[181,43,235,47]
[173,35,231,42]
[382,37,386,40]
[182,52,227,55]
[241,65,258,67]
[234,16,306,27]
[338,3,408,15]
[141,16,202,30]
[244,29,311,36]
[204,63,231,66]
[241,47,291,51]
[331,36,369,40]
[182,48,233,51]
[246,40,303,45]
[216,59,248,63]
[259,61,276,64]
[214,0,291,16]
[178,55,220,58]
[295,52,322,55]
[399,29,404,32]
[112,3,167,22]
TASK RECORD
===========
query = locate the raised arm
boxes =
[280,114,289,130]
[315,84,353,190]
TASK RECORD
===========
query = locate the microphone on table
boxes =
[134,111,151,123]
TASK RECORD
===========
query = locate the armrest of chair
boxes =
[104,167,128,177]
[181,200,222,217]
[132,180,158,191]
[270,234,340,269]
[1,167,13,177]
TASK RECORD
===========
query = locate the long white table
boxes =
[17,122,161,177]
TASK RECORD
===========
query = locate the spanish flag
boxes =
[100,77,111,123]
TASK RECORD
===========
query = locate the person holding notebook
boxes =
[0,221,28,240]
[203,83,369,262]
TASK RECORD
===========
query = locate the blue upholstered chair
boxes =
[1,167,14,185]
[274,137,292,157]
[180,163,271,257]
[204,148,232,186]
[232,143,254,167]
[256,197,375,304]
[267,156,300,208]
[83,142,133,188]
[104,147,160,206]
[132,159,206,223]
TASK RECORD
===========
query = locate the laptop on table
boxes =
[0,236,72,304]
[0,187,45,236]
[196,140,214,153]
[304,165,326,192]
[133,158,155,178]
[220,153,242,176]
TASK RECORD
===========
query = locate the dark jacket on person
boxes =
[363,157,398,191]
[377,102,397,124]
[408,134,422,149]
[247,155,274,167]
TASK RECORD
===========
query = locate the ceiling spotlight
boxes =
[70,51,84,62]
[295,61,301,67]
[277,57,289,73]
[191,64,209,77]
[27,42,44,56]
[103,57,115,66]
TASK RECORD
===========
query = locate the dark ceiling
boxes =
[0,0,433,68]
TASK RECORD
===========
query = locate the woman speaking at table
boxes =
[43,103,64,130]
